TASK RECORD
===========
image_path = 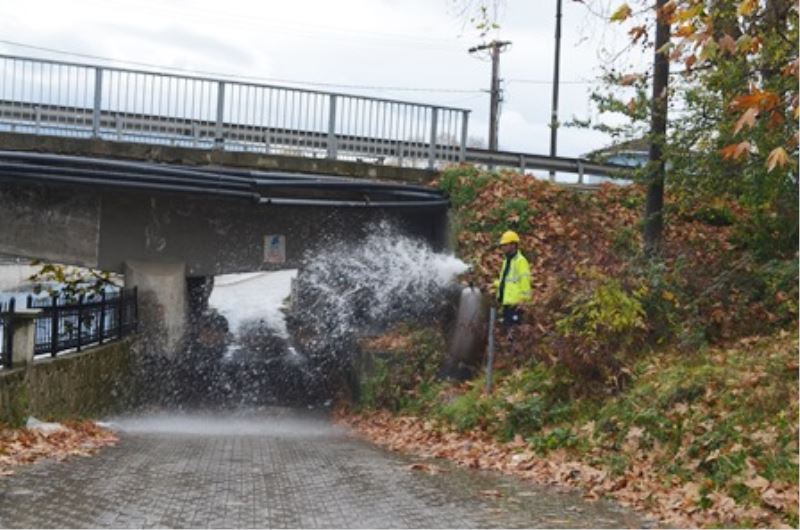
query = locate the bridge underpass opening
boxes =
[0,152,471,409]
[131,222,469,411]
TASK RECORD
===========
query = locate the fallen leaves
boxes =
[0,421,117,475]
[337,336,799,530]
[426,169,798,526]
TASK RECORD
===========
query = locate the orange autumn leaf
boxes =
[731,90,780,112]
[768,111,785,128]
[720,141,751,160]
[628,25,647,43]
[766,147,790,172]
[675,24,695,37]
[781,58,799,78]
[620,73,642,86]
[734,107,759,134]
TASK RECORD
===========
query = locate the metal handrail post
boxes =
[133,286,138,332]
[98,290,106,345]
[428,107,438,170]
[5,298,15,369]
[214,81,226,149]
[327,94,338,159]
[92,67,103,138]
[50,294,58,357]
[459,110,469,163]
[76,294,84,352]
[117,290,124,339]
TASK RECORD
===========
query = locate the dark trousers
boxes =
[502,305,523,327]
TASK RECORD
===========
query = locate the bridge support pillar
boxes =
[123,261,188,358]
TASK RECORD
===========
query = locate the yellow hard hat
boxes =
[499,230,520,245]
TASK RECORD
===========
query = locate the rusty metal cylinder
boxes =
[442,285,488,380]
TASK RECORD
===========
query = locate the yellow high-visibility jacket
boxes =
[493,251,532,306]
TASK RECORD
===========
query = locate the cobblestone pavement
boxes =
[0,410,647,528]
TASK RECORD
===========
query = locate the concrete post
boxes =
[123,261,187,357]
[10,309,41,367]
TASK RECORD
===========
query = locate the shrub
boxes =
[692,203,736,226]
[438,165,492,209]
[554,270,647,389]
[358,326,445,412]
[488,198,538,234]
[557,273,646,343]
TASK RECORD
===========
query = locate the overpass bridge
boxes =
[0,54,627,355]
[0,150,449,354]
[0,54,625,182]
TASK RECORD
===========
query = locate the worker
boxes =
[493,230,532,328]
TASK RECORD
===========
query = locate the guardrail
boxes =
[0,54,469,169]
[465,147,627,181]
[0,288,138,369]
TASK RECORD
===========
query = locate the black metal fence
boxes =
[0,288,137,369]
[0,298,12,369]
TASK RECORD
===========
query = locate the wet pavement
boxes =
[0,410,646,528]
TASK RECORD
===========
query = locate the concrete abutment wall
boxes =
[0,339,138,426]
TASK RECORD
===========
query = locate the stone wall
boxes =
[0,339,137,426]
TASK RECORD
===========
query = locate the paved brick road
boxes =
[0,411,646,528]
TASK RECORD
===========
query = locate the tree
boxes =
[644,0,671,255]
[584,0,798,258]
[28,261,119,301]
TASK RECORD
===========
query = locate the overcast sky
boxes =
[0,0,638,157]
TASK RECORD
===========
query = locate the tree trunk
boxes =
[644,0,671,256]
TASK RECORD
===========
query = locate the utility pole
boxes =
[549,0,563,181]
[469,40,511,151]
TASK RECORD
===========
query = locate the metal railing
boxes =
[26,288,138,358]
[465,147,629,182]
[0,298,12,369]
[0,54,470,169]
[0,288,137,370]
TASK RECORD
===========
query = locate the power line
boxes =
[0,39,485,94]
[508,78,594,85]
